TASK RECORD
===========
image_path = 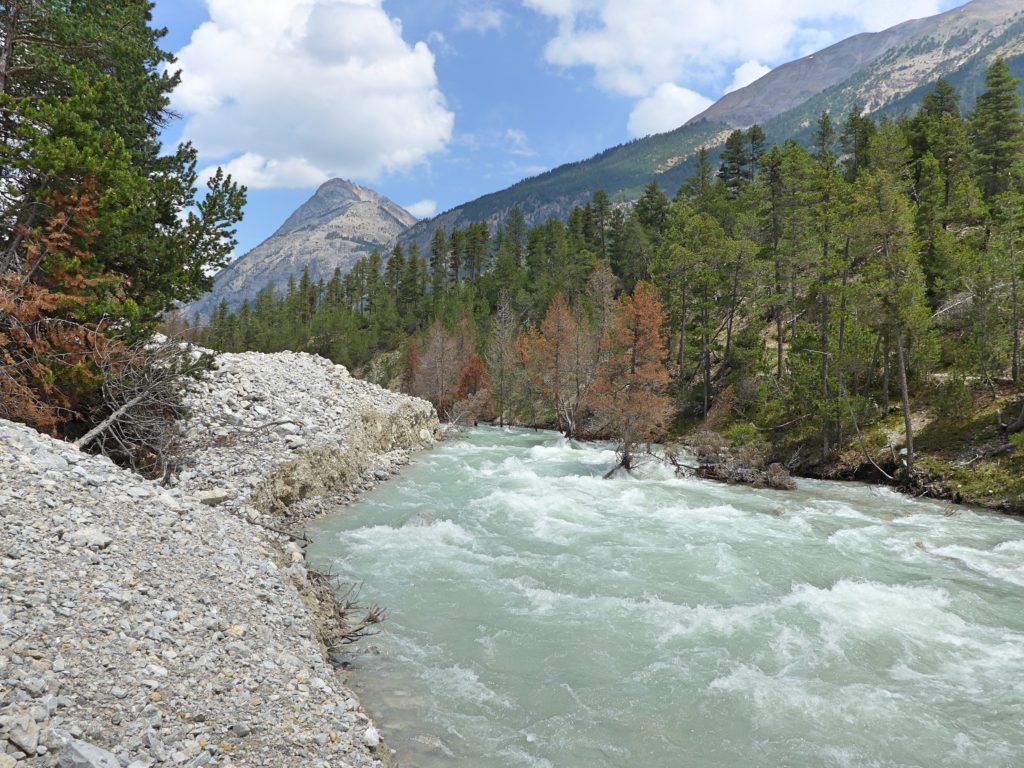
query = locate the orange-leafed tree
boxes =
[590,281,673,471]
[456,353,492,401]
[453,352,494,425]
[402,339,421,394]
[0,181,117,432]
[529,292,598,437]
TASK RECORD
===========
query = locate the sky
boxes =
[152,0,967,256]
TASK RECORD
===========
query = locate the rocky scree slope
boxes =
[0,347,440,767]
[187,180,418,321]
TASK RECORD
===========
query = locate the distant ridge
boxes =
[399,0,1024,252]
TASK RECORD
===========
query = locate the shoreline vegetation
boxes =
[199,64,1024,516]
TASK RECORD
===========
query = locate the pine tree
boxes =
[430,228,449,295]
[748,125,767,180]
[718,130,748,197]
[0,1,245,318]
[634,181,670,244]
[855,166,931,475]
[485,292,520,427]
[973,58,1024,201]
[840,106,875,182]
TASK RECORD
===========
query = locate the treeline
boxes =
[0,2,244,466]
[202,61,1024,477]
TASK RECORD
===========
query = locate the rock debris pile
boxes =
[1,347,440,767]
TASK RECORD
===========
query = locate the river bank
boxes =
[0,347,439,767]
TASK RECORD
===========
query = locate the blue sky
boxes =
[152,0,965,256]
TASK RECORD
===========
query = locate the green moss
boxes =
[918,453,1024,512]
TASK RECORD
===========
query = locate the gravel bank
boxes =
[1,348,440,767]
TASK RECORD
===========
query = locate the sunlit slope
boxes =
[402,0,1024,250]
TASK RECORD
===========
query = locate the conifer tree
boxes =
[430,228,449,295]
[718,130,749,197]
[973,58,1024,201]
[590,282,672,470]
[855,166,930,475]
[748,125,767,180]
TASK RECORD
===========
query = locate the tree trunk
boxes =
[789,271,798,355]
[678,284,688,375]
[725,260,741,362]
[882,334,891,414]
[895,326,914,476]
[1012,243,1020,383]
[0,2,22,97]
[1001,401,1024,434]
[820,293,830,460]
[775,258,784,379]
[837,242,850,364]
[74,392,147,449]
[702,332,710,418]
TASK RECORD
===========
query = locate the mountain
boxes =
[186,179,417,319]
[400,0,1024,251]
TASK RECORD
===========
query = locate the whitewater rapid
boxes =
[307,427,1024,768]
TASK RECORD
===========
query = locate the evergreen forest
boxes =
[200,62,1024,504]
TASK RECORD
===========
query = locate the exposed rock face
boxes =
[0,346,440,766]
[689,0,1023,128]
[187,179,418,320]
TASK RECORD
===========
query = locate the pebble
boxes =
[1,343,441,767]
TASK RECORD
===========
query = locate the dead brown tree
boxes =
[74,336,214,478]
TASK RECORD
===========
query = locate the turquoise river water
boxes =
[307,427,1024,768]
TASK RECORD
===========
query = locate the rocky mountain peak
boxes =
[275,178,416,237]
[185,180,418,320]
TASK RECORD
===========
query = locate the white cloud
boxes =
[455,127,536,157]
[427,30,456,57]
[522,0,943,127]
[726,60,772,93]
[207,153,328,190]
[505,128,535,156]
[456,7,507,33]
[628,83,713,137]
[174,0,454,189]
[406,199,438,218]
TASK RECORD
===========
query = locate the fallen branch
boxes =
[843,391,895,482]
[74,392,146,449]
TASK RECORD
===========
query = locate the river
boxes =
[307,426,1024,767]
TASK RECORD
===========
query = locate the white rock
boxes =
[196,488,235,507]
[58,740,120,768]
[363,725,380,749]
[67,528,112,550]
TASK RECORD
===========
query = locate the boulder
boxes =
[58,740,120,768]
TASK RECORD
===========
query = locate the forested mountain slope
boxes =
[400,0,1024,251]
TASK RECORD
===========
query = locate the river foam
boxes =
[309,427,1024,768]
